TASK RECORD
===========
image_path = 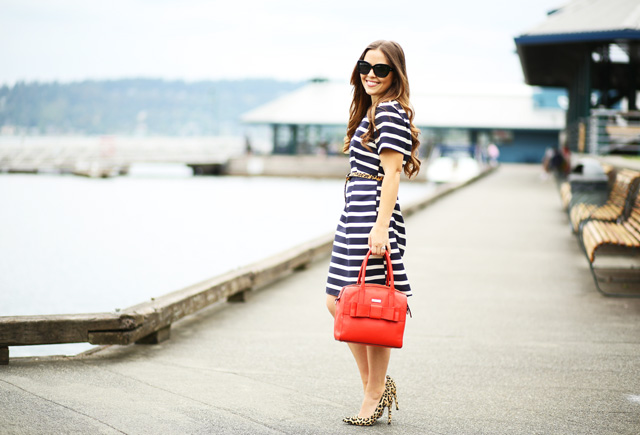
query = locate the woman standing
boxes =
[325,40,421,426]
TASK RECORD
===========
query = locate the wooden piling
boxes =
[136,326,171,344]
[0,346,8,365]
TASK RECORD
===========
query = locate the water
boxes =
[1,169,435,357]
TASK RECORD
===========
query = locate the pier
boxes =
[0,136,244,177]
[0,136,409,179]
[1,165,639,434]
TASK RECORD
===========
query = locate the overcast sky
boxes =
[1,0,564,87]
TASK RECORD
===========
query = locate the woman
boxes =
[325,40,421,426]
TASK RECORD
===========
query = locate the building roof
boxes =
[516,0,640,45]
[242,81,565,131]
[242,81,350,126]
[515,0,640,87]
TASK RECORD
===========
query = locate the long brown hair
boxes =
[343,40,421,178]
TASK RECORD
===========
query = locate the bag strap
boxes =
[356,250,395,287]
[355,250,396,305]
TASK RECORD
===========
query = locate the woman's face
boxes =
[360,49,394,102]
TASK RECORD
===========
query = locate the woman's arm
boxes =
[369,148,404,256]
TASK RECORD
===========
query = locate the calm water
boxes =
[1,169,434,356]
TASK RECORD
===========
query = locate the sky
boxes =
[1,0,565,88]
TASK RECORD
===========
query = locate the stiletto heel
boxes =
[385,375,399,424]
[387,398,393,424]
[343,392,388,426]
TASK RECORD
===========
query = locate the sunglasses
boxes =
[357,60,394,78]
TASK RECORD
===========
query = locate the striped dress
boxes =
[325,100,413,297]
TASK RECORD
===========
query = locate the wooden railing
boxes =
[0,167,496,364]
[0,233,333,363]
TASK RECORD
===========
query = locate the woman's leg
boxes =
[326,295,370,392]
[358,346,390,417]
[326,294,391,417]
[348,343,369,392]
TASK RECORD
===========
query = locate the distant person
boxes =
[325,40,421,426]
[561,145,571,175]
[542,147,554,180]
[546,146,570,178]
[487,143,500,166]
[550,148,563,170]
[317,141,329,156]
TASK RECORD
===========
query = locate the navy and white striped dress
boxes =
[326,100,413,297]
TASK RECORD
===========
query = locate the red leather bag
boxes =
[334,250,408,348]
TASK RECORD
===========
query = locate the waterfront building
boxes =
[241,79,565,163]
[515,0,640,154]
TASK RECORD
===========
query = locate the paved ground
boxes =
[1,164,640,435]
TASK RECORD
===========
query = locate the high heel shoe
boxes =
[342,392,388,426]
[384,375,399,425]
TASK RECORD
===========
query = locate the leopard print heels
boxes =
[342,392,388,426]
[343,375,400,426]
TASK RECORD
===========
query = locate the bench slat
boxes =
[610,223,635,246]
[623,222,640,242]
[571,169,640,232]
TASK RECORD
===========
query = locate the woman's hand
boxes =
[369,223,390,256]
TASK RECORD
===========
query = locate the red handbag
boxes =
[334,250,408,348]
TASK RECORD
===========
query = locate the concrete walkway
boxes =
[2,165,639,435]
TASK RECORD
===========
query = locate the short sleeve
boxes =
[374,102,412,157]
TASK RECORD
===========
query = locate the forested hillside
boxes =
[0,79,304,136]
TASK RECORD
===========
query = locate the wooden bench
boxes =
[603,163,617,185]
[560,163,614,212]
[569,169,640,233]
[581,183,640,297]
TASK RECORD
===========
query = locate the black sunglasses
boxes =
[357,60,394,78]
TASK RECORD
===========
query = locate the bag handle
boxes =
[350,249,408,317]
[356,249,395,287]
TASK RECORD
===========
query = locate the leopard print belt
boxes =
[346,171,384,182]
[344,171,384,201]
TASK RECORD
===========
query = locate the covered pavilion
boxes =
[514,0,640,153]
